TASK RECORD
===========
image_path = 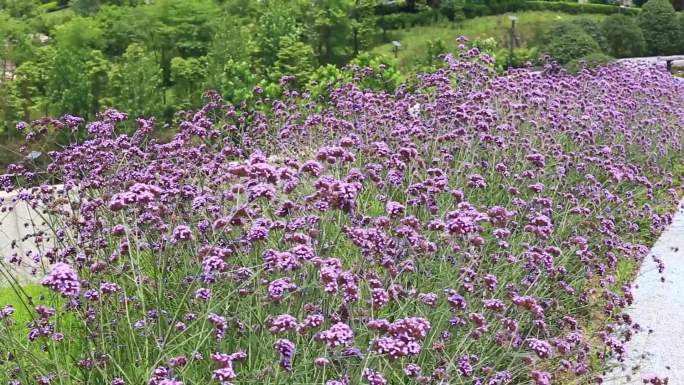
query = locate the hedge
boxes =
[524,1,641,15]
[377,0,640,33]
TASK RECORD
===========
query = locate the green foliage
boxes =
[146,0,218,58]
[572,17,608,51]
[0,11,35,64]
[422,38,448,69]
[602,14,646,57]
[95,5,146,57]
[306,63,348,99]
[524,1,641,15]
[680,13,684,52]
[205,59,259,105]
[495,46,540,69]
[306,0,354,64]
[637,0,681,55]
[272,35,316,86]
[350,0,378,55]
[565,51,614,73]
[463,0,526,17]
[543,24,601,64]
[254,1,300,68]
[53,16,104,51]
[350,52,401,92]
[0,81,22,135]
[0,285,50,326]
[108,43,163,118]
[47,48,102,118]
[70,0,101,15]
[438,0,467,21]
[0,0,39,18]
[171,56,207,110]
[12,60,49,121]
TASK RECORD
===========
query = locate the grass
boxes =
[371,11,606,71]
[0,284,49,325]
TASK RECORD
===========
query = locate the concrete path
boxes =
[604,199,684,384]
[616,56,684,67]
[0,189,50,287]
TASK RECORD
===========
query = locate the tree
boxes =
[143,0,218,87]
[171,56,207,110]
[0,0,39,18]
[254,1,300,68]
[204,21,257,104]
[47,17,105,118]
[13,60,48,121]
[602,14,646,58]
[350,0,378,56]
[205,59,259,105]
[0,81,22,136]
[307,0,354,64]
[53,17,105,52]
[47,48,95,117]
[96,5,147,57]
[0,11,35,68]
[108,43,163,119]
[638,0,680,55]
[272,35,316,86]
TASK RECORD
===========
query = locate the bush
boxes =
[543,25,601,64]
[679,12,684,52]
[376,9,439,33]
[602,14,647,57]
[638,0,681,55]
[565,51,614,73]
[495,46,540,69]
[438,0,466,21]
[524,1,641,15]
[572,18,609,51]
[463,2,492,17]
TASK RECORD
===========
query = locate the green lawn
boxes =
[371,11,606,71]
[0,284,48,325]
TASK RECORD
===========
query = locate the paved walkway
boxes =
[604,199,684,384]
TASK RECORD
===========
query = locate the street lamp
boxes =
[508,15,518,69]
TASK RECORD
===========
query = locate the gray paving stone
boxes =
[604,199,684,384]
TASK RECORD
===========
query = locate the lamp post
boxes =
[508,15,518,69]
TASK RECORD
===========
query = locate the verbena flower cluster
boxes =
[1,46,682,385]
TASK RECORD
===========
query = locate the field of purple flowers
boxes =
[0,47,682,385]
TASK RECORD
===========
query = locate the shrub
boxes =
[572,18,609,51]
[543,25,601,64]
[438,0,466,21]
[602,14,647,57]
[524,1,641,15]
[637,0,681,55]
[463,1,492,17]
[679,12,684,52]
[495,46,540,69]
[565,51,614,73]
